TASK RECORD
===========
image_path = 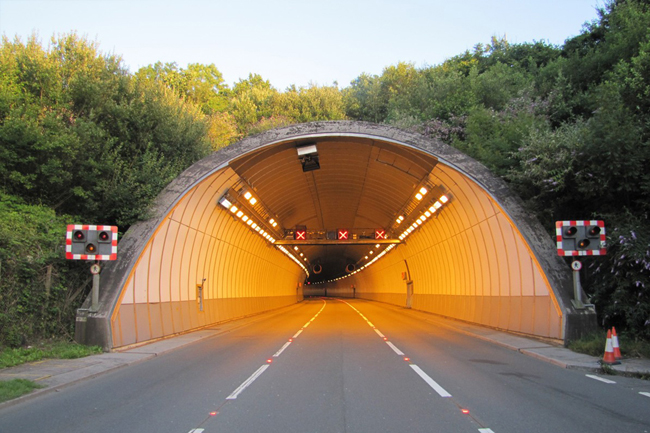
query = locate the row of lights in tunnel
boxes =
[218,193,310,276]
[218,165,451,282]
[313,187,451,285]
[395,187,450,241]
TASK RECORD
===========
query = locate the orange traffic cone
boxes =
[602,329,620,365]
[611,327,622,359]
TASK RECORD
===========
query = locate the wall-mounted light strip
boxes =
[219,195,309,276]
[399,195,450,241]
[277,245,309,275]
[219,195,277,244]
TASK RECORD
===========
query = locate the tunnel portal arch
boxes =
[75,121,596,350]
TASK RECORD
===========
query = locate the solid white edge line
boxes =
[640,392,650,398]
[478,429,495,433]
[274,341,291,357]
[374,328,385,338]
[293,329,303,338]
[386,341,405,356]
[410,364,452,397]
[227,364,270,400]
[586,374,616,384]
[188,429,205,433]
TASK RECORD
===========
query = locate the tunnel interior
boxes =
[227,136,441,284]
[75,122,592,350]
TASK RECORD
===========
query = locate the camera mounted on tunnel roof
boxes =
[296,143,320,172]
[556,220,606,256]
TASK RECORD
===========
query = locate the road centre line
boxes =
[374,328,385,338]
[640,392,650,398]
[478,429,496,432]
[273,341,291,357]
[188,429,204,433]
[226,300,326,401]
[586,374,616,384]
[227,365,270,400]
[386,341,405,356]
[409,364,452,397]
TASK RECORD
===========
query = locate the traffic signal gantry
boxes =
[556,220,606,309]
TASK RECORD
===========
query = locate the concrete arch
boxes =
[75,121,595,350]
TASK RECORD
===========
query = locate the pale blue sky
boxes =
[0,0,604,90]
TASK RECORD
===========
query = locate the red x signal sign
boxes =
[338,229,349,240]
[295,229,306,240]
[375,229,386,240]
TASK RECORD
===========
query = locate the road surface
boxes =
[1,298,649,432]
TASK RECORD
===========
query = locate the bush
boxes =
[0,193,90,348]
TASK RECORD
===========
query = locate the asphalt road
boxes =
[1,298,649,433]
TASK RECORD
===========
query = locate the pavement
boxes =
[1,302,649,409]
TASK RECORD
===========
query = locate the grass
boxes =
[0,340,103,369]
[0,379,45,403]
[568,330,650,359]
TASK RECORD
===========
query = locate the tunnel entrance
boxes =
[75,121,595,350]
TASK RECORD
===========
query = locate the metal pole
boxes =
[572,265,584,308]
[90,263,101,312]
[91,273,100,312]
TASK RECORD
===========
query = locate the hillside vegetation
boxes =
[0,0,648,347]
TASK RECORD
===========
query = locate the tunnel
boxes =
[75,121,596,350]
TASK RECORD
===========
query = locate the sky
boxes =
[0,0,604,90]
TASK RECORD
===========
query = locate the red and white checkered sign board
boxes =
[556,220,606,256]
[66,224,118,260]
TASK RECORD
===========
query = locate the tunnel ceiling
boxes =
[227,136,440,282]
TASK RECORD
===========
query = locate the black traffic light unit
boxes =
[555,220,606,256]
[66,224,118,260]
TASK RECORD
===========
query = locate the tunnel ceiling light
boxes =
[243,191,258,205]
[296,143,318,156]
[440,195,449,203]
[219,197,232,209]
[419,187,428,196]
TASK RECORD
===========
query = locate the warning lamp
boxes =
[86,243,97,254]
[587,225,601,237]
[98,231,111,242]
[73,230,86,242]
[564,226,578,237]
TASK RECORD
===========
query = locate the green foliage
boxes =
[0,193,90,347]
[0,379,44,403]
[0,341,102,368]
